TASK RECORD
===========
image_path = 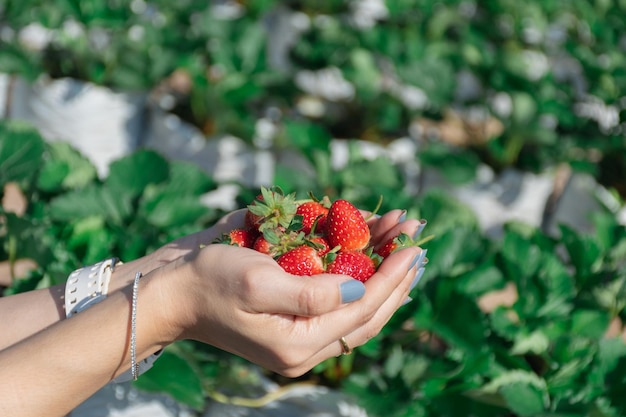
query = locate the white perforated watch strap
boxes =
[64,258,162,382]
[64,258,118,318]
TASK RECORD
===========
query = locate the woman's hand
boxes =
[155,209,426,376]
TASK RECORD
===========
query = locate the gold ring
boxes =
[339,336,352,355]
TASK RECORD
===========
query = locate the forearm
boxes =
[0,257,157,350]
[0,272,171,417]
[0,231,205,350]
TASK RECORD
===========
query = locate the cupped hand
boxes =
[155,209,426,377]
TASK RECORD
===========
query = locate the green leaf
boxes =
[133,350,205,410]
[431,281,489,353]
[139,190,210,228]
[500,382,547,417]
[592,277,626,314]
[348,48,381,100]
[457,262,505,296]
[338,154,403,192]
[283,120,331,164]
[419,144,480,185]
[591,211,620,252]
[419,226,485,280]
[167,161,215,196]
[105,150,170,198]
[547,347,595,399]
[237,21,266,73]
[559,224,603,284]
[384,345,405,378]
[500,230,542,283]
[66,215,113,263]
[587,338,626,392]
[401,355,429,387]
[49,184,132,224]
[511,92,537,125]
[38,142,97,191]
[571,309,611,340]
[472,370,549,416]
[0,121,46,186]
[534,253,576,318]
[489,306,520,339]
[1,212,55,268]
[0,45,40,81]
[416,190,479,238]
[510,330,550,355]
[37,160,70,192]
[600,355,626,413]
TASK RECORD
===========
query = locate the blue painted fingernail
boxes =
[398,210,407,223]
[412,219,427,239]
[340,280,366,303]
[408,249,427,271]
[418,249,428,267]
[410,267,425,290]
[402,296,413,306]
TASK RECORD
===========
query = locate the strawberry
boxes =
[252,227,305,258]
[296,199,329,234]
[252,235,273,255]
[308,236,331,256]
[325,199,370,251]
[277,245,325,276]
[326,251,377,282]
[375,232,435,258]
[217,228,258,248]
[245,186,298,233]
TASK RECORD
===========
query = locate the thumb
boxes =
[253,272,367,317]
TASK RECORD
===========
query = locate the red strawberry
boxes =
[252,227,305,258]
[375,232,434,258]
[325,199,370,251]
[252,235,272,255]
[217,228,257,248]
[326,251,376,282]
[296,200,329,234]
[375,233,412,258]
[308,236,331,256]
[277,246,325,276]
[244,193,264,230]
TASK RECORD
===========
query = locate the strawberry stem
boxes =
[364,195,383,221]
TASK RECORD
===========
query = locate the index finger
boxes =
[315,246,422,344]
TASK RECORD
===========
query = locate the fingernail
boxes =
[410,267,425,290]
[402,296,413,306]
[412,219,427,239]
[408,249,428,271]
[340,280,366,303]
[418,249,428,267]
[397,210,407,223]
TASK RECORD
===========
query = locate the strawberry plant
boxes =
[4,120,626,417]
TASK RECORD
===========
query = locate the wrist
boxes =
[63,259,169,382]
[142,258,196,345]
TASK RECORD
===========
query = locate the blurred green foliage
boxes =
[3,116,626,416]
[1,0,626,416]
[1,0,625,188]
